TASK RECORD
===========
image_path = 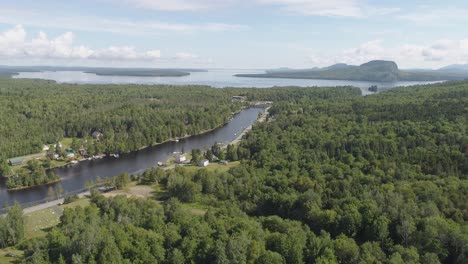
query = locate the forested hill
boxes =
[236,60,468,82]
[13,81,468,263]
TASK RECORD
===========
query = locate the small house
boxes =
[175,154,187,164]
[92,131,103,140]
[8,157,24,166]
[198,159,210,167]
[42,145,50,151]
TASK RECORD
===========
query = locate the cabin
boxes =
[92,131,103,140]
[198,159,210,167]
[42,145,50,151]
[175,153,187,164]
[8,157,24,166]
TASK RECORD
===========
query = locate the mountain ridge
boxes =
[237,60,468,82]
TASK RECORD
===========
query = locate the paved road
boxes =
[20,191,90,215]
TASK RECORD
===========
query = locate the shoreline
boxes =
[2,106,248,178]
[6,179,61,192]
[1,106,266,212]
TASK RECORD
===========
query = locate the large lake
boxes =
[13,70,439,95]
[0,108,264,209]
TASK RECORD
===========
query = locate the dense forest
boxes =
[0,78,357,176]
[0,78,246,173]
[9,81,466,263]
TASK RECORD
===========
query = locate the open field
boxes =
[0,247,23,263]
[182,161,240,174]
[103,182,157,199]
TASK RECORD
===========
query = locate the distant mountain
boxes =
[439,64,468,71]
[236,60,468,82]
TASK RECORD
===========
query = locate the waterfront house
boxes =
[175,153,187,164]
[198,159,210,167]
[8,157,24,166]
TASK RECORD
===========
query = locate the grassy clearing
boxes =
[24,208,61,239]
[24,197,91,239]
[60,137,73,149]
[60,197,91,210]
[0,247,24,263]
[182,161,240,174]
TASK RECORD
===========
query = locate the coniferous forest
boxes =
[0,79,467,263]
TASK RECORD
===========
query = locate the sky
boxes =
[1,0,468,69]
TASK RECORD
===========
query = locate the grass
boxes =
[24,197,90,239]
[183,161,240,173]
[0,247,24,263]
[24,208,61,239]
[60,137,73,149]
[60,197,90,210]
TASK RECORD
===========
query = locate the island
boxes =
[0,65,208,77]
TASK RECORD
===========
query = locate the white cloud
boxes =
[123,0,399,18]
[124,0,232,11]
[308,39,468,68]
[0,8,247,35]
[398,7,468,24]
[0,25,161,61]
[257,0,363,17]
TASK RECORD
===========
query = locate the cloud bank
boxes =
[0,25,161,61]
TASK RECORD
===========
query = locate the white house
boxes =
[198,159,210,167]
[42,145,50,151]
[175,154,187,164]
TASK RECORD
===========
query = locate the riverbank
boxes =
[1,107,264,210]
[230,107,270,146]
[7,179,61,191]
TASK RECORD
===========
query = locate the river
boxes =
[12,69,440,95]
[0,107,264,208]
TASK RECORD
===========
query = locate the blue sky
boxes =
[1,0,468,69]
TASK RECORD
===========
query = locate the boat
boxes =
[110,153,120,158]
[70,160,78,165]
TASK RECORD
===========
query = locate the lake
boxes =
[12,70,440,95]
[0,107,265,209]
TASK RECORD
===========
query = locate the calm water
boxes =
[0,108,264,208]
[13,70,439,95]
